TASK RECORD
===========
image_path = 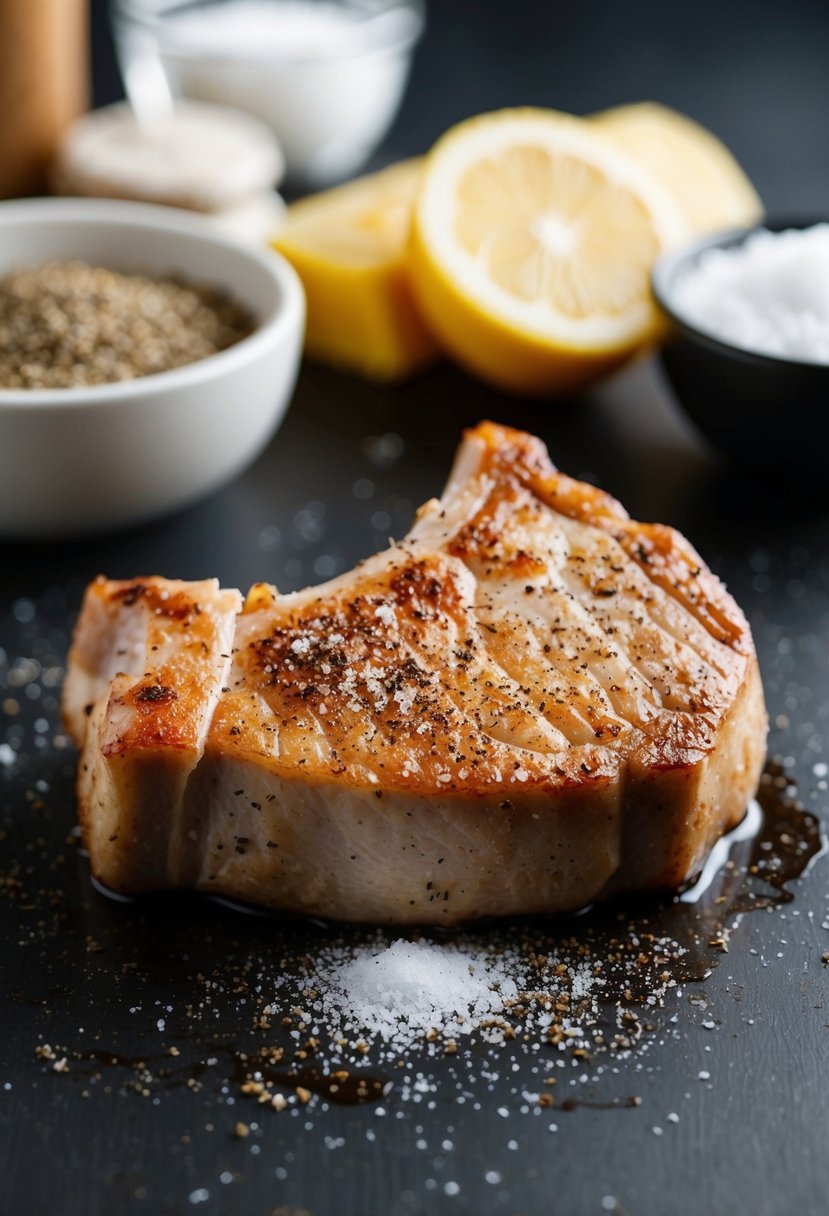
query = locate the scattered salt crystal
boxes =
[0,743,15,767]
[374,604,395,627]
[672,225,829,363]
[570,962,596,1000]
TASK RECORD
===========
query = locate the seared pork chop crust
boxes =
[63,423,767,922]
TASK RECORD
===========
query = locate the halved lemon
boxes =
[409,108,690,395]
[592,102,763,235]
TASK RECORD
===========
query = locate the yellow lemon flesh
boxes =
[409,108,690,396]
[592,102,763,235]
[272,159,438,381]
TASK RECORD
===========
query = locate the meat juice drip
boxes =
[66,1046,204,1092]
[750,760,825,903]
[79,762,823,1015]
[225,1045,392,1105]
[248,1062,392,1106]
[44,760,824,1116]
[559,1096,642,1112]
[533,763,824,1007]
[62,1041,392,1107]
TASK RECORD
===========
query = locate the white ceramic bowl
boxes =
[0,197,304,539]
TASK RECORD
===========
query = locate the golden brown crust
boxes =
[63,422,768,920]
[470,421,751,652]
[205,421,759,806]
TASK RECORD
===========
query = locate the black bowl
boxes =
[651,217,829,471]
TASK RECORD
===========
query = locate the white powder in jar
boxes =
[155,0,422,183]
[164,0,407,57]
[671,224,829,363]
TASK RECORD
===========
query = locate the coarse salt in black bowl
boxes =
[651,217,829,472]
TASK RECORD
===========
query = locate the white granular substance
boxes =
[271,927,698,1066]
[265,930,691,1069]
[672,225,829,363]
[298,939,523,1049]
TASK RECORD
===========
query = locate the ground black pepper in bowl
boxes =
[0,260,255,389]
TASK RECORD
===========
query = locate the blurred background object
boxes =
[272,158,438,380]
[110,0,425,186]
[89,0,829,215]
[53,98,286,242]
[0,0,89,198]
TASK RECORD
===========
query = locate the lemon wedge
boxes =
[409,108,690,395]
[592,102,762,235]
[272,158,438,381]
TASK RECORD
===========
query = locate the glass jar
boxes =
[111,0,425,187]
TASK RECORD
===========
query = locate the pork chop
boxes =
[63,422,767,923]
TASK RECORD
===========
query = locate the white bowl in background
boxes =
[112,0,425,187]
[0,197,304,539]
